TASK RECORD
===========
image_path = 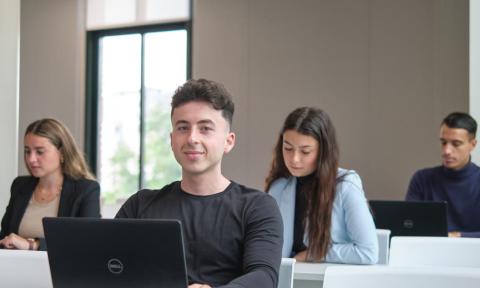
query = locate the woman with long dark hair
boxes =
[266,107,378,264]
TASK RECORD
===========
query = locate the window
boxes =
[86,23,190,217]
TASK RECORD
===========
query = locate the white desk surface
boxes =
[294,262,381,281]
[294,262,343,281]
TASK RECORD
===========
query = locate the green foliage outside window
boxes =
[144,104,181,188]
[102,103,181,204]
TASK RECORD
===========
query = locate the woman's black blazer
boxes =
[0,175,101,250]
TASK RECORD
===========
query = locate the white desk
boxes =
[0,249,52,287]
[294,262,334,281]
[293,262,341,288]
[293,262,380,288]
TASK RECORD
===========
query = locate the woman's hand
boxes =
[0,233,32,250]
[448,231,461,237]
[294,250,308,262]
[188,284,212,288]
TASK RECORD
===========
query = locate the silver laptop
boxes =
[43,217,188,288]
[0,249,52,288]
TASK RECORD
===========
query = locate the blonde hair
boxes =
[25,118,95,180]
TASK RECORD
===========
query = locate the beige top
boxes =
[18,195,60,238]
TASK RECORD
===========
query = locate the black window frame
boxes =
[85,21,192,189]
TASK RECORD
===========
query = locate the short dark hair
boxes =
[442,112,477,138]
[171,78,234,127]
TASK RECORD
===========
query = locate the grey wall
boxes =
[19,0,86,175]
[193,0,469,200]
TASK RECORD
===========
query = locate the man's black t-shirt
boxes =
[116,181,283,288]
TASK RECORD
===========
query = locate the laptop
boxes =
[43,217,188,288]
[0,249,52,288]
[369,200,448,237]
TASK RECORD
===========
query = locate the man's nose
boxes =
[442,144,452,155]
[188,128,200,144]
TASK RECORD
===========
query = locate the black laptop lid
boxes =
[43,217,188,288]
[369,200,448,237]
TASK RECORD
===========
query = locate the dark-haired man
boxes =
[116,79,283,287]
[406,112,480,237]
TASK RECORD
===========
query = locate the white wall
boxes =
[0,0,20,215]
[471,0,480,164]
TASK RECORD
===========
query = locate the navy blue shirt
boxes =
[406,162,480,237]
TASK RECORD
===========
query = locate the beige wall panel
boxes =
[19,0,86,175]
[246,0,370,191]
[193,0,250,184]
[367,0,436,199]
[193,0,468,199]
[17,0,468,200]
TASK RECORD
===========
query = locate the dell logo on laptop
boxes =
[403,219,414,229]
[107,258,124,274]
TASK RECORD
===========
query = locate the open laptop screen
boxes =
[369,200,448,237]
[43,217,188,288]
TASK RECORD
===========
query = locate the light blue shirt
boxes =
[268,169,378,264]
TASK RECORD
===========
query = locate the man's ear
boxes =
[224,132,236,154]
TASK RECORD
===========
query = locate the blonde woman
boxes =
[0,118,100,250]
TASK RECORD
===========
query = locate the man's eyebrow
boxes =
[440,137,464,143]
[198,119,215,125]
[174,119,216,127]
[174,120,190,126]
